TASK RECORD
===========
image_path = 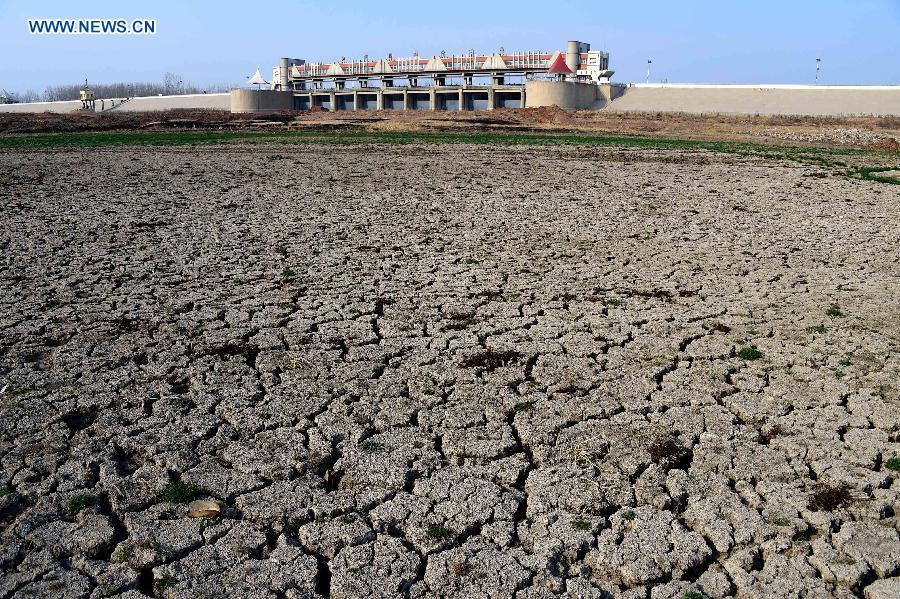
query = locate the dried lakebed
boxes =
[1,140,899,598]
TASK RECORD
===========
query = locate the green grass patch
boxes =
[426,525,452,540]
[65,493,95,516]
[359,440,385,452]
[161,480,198,504]
[807,324,827,334]
[848,165,900,185]
[153,575,177,593]
[737,346,763,360]
[571,520,591,531]
[826,306,844,317]
[885,457,900,471]
[0,130,270,150]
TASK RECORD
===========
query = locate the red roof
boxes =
[547,54,573,75]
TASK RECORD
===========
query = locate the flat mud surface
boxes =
[1,140,899,598]
[2,108,898,153]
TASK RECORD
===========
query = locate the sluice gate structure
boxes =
[230,40,615,113]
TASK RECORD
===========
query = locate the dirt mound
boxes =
[505,106,575,125]
[870,137,900,152]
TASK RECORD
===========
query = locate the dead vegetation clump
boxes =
[460,350,521,371]
[647,436,691,468]
[808,483,852,511]
[876,115,900,129]
[762,424,786,442]
[869,137,900,152]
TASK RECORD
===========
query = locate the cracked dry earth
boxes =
[1,139,900,599]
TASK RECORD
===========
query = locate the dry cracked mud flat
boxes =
[1,140,900,599]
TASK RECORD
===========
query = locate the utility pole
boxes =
[646,59,652,84]
[815,58,821,84]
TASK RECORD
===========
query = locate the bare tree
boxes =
[29,74,237,102]
[162,72,181,95]
[4,89,41,103]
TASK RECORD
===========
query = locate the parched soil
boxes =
[1,140,899,598]
[1,108,898,153]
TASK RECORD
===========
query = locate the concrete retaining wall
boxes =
[4,83,897,117]
[606,84,900,116]
[524,81,603,110]
[229,89,293,113]
[0,93,230,114]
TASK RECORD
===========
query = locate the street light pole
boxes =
[815,58,821,84]
[647,59,652,84]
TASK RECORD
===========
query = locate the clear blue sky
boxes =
[2,0,898,93]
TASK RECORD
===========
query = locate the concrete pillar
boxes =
[329,90,335,111]
[566,41,580,81]
[487,87,494,111]
[429,88,436,111]
[435,76,445,87]
[458,88,464,111]
[403,89,408,110]
[278,58,290,91]
[353,91,359,110]
[376,89,383,110]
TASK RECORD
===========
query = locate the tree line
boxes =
[4,72,236,103]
